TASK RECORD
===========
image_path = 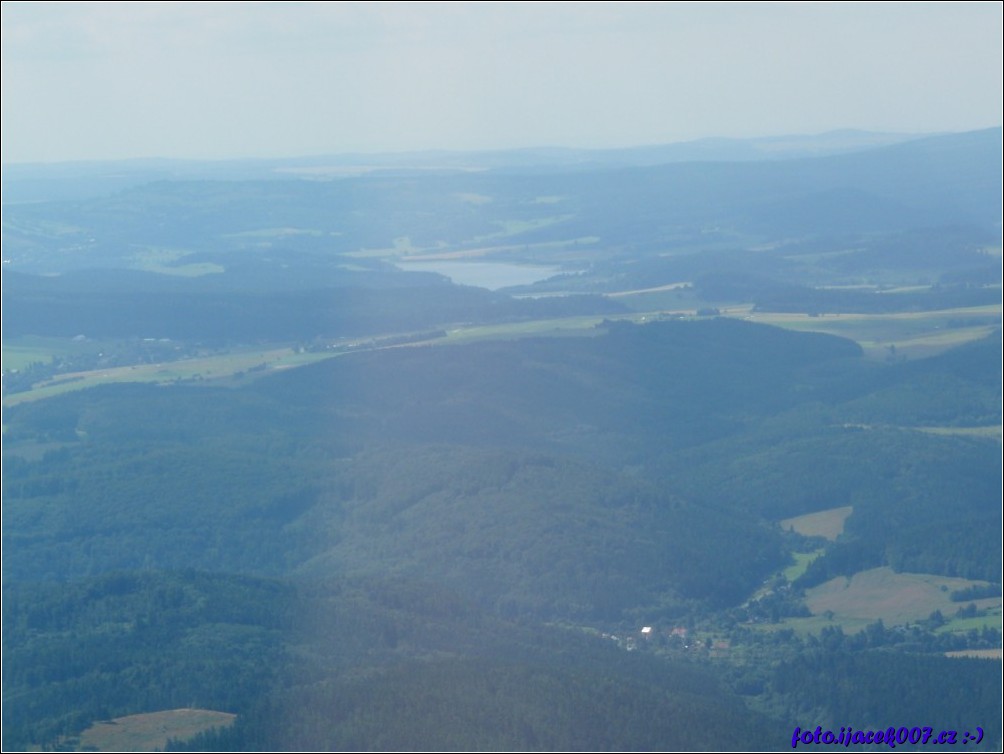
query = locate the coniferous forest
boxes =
[2,128,1001,751]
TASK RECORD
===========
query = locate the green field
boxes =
[591,301,1000,360]
[803,567,1002,630]
[128,247,224,276]
[935,604,1003,635]
[75,708,235,752]
[442,314,614,344]
[439,309,710,344]
[2,344,57,371]
[782,549,824,582]
[742,305,1001,359]
[2,336,108,372]
[2,347,338,406]
[780,505,853,541]
[945,648,1003,659]
[915,425,1002,440]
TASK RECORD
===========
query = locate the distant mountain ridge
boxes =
[3,128,985,204]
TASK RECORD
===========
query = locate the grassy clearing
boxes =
[804,567,1001,628]
[444,316,610,344]
[485,215,573,238]
[935,603,1003,635]
[760,614,879,637]
[2,345,57,371]
[606,282,694,298]
[2,336,111,372]
[945,649,1003,659]
[770,593,1001,639]
[873,325,1000,360]
[441,312,670,344]
[913,425,1002,440]
[782,550,825,582]
[780,506,853,541]
[2,347,338,407]
[128,247,223,276]
[76,708,235,752]
[740,306,1001,359]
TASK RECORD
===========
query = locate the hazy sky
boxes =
[2,1,1001,163]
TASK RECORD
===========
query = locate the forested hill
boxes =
[4,315,1000,750]
[3,319,860,606]
[5,318,996,607]
[2,127,1000,751]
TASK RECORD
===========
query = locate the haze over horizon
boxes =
[2,7,1002,752]
[2,1,1001,164]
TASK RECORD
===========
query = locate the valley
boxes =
[2,129,1000,751]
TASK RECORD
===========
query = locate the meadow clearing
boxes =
[76,708,235,752]
[794,567,1002,635]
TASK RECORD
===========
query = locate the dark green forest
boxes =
[2,130,1001,750]
[4,320,1000,750]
